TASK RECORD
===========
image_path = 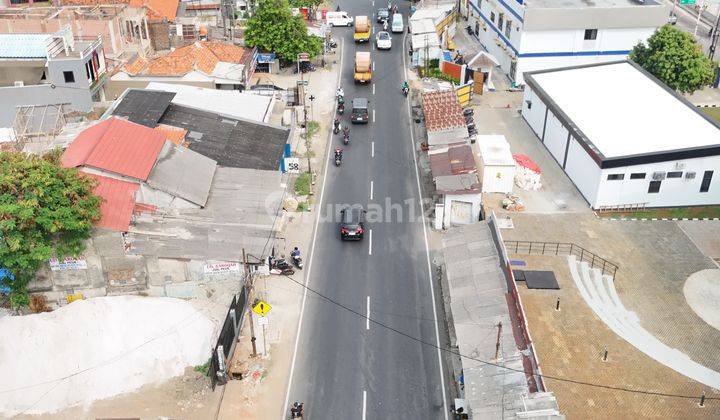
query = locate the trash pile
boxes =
[502,194,525,211]
[513,153,542,191]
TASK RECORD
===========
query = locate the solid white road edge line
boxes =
[366,296,370,330]
[370,181,374,200]
[402,31,449,419]
[362,390,367,420]
[368,229,373,255]
[281,37,345,420]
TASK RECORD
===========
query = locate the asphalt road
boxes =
[283,1,451,419]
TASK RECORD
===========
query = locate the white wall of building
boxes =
[467,0,661,84]
[522,87,545,137]
[596,158,720,208]
[564,137,602,206]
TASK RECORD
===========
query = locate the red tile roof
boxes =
[62,117,166,181]
[422,90,466,132]
[83,173,139,232]
[124,42,250,76]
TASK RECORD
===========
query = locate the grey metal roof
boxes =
[146,141,217,207]
[442,223,563,419]
[0,34,50,59]
[158,104,289,170]
[127,168,284,262]
[111,90,176,128]
[434,173,480,194]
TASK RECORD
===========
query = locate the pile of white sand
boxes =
[0,296,216,416]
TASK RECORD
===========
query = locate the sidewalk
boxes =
[215,43,344,420]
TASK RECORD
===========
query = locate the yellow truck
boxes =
[353,15,371,43]
[353,52,372,84]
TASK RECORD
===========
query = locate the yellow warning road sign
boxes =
[253,300,272,317]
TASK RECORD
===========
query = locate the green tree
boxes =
[0,151,101,308]
[244,0,323,62]
[630,25,714,94]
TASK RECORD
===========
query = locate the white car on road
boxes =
[376,31,392,50]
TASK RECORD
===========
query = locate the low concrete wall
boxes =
[28,229,247,306]
[0,84,93,126]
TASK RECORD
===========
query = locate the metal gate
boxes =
[450,200,473,225]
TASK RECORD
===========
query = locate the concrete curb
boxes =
[597,216,720,222]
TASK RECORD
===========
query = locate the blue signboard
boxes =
[257,53,276,64]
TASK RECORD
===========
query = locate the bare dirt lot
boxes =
[500,213,720,418]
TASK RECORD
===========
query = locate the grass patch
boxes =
[700,107,720,123]
[194,358,211,376]
[294,172,312,196]
[300,120,320,140]
[420,67,460,84]
[598,206,720,219]
[297,202,309,212]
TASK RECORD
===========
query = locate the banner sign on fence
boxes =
[204,262,241,274]
[49,257,87,271]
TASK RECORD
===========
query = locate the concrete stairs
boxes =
[568,255,720,390]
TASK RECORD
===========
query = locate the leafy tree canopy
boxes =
[630,25,715,94]
[288,0,322,8]
[245,0,323,62]
[0,151,101,308]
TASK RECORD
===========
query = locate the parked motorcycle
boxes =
[342,127,350,145]
[338,102,345,114]
[465,25,474,36]
[333,118,341,135]
[402,86,409,97]
[270,258,295,275]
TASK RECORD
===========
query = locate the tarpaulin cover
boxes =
[513,154,541,174]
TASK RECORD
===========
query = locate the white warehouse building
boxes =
[521,61,720,210]
[462,0,668,85]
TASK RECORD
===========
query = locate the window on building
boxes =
[648,180,661,194]
[63,71,75,83]
[630,173,646,179]
[584,29,598,40]
[667,171,683,178]
[490,12,495,23]
[498,13,504,31]
[182,24,196,40]
[141,23,148,40]
[505,20,512,38]
[700,170,714,193]
[607,174,624,181]
[40,71,46,81]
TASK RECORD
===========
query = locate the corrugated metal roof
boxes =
[61,117,167,181]
[84,173,139,232]
[429,144,477,177]
[146,141,217,207]
[0,34,50,58]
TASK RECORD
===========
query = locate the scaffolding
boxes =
[12,103,69,153]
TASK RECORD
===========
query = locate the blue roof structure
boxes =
[0,34,51,59]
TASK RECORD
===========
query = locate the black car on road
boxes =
[351,98,369,124]
[340,207,365,240]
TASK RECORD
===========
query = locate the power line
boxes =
[279,273,719,403]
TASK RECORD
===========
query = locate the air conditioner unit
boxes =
[685,171,696,180]
[652,171,666,181]
[674,162,685,170]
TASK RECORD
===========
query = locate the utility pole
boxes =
[694,0,707,37]
[709,8,720,60]
[243,248,257,357]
